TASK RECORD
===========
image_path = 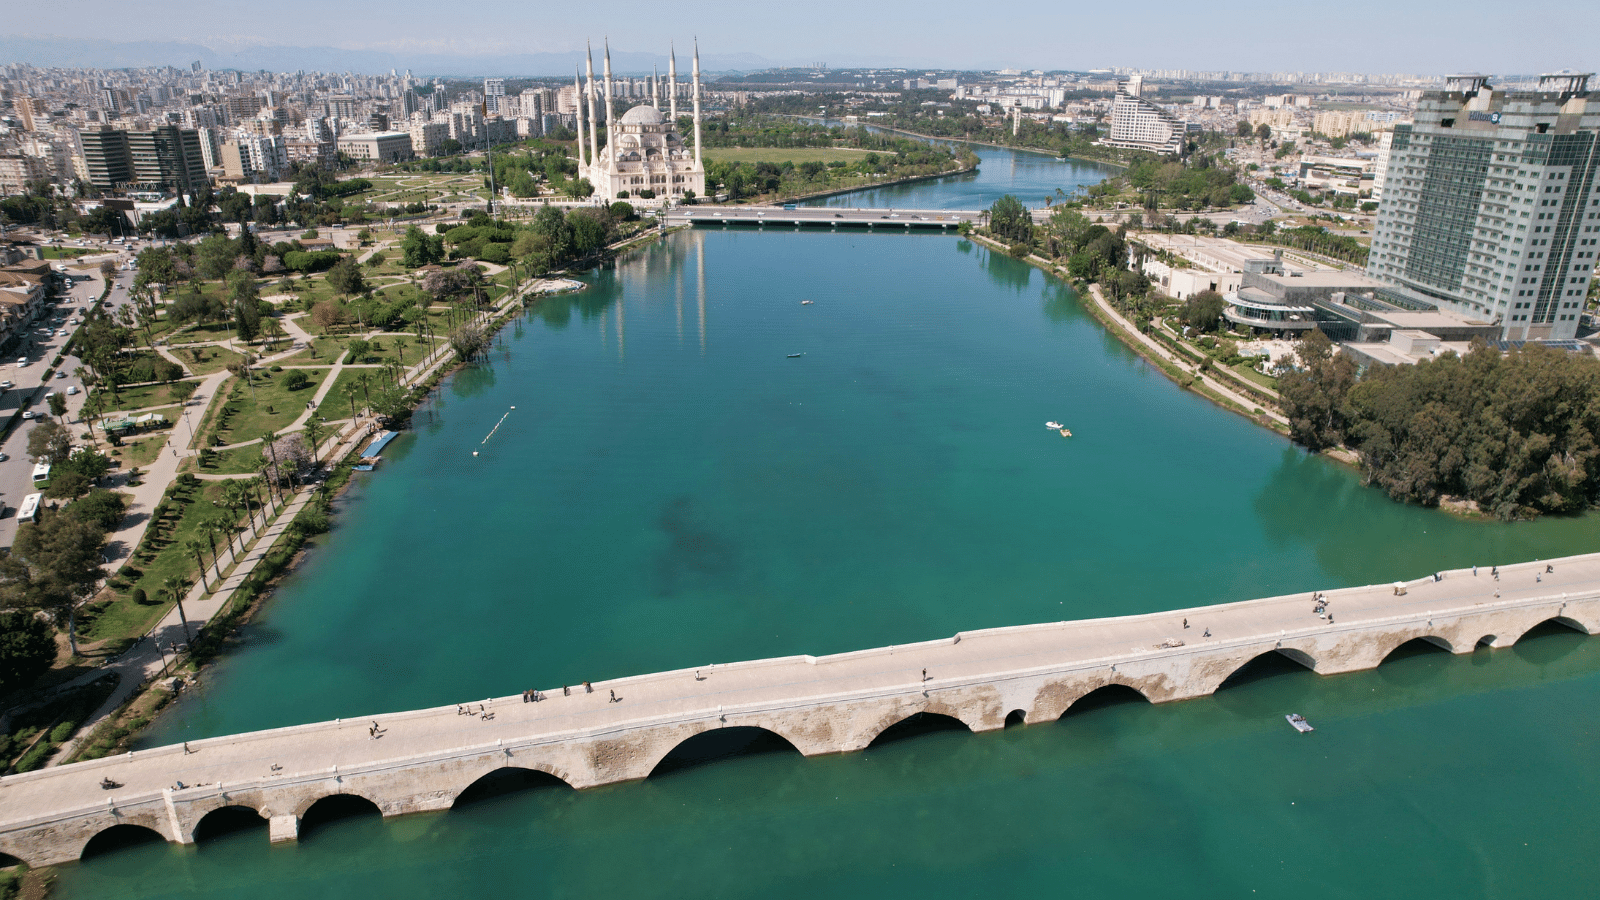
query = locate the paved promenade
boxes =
[2,551,1596,865]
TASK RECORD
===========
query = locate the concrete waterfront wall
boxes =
[3,560,1598,868]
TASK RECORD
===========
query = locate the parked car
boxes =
[21,411,34,419]
[66,386,78,395]
[55,370,67,378]
[0,452,8,462]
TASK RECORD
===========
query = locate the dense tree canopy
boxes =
[1341,343,1600,517]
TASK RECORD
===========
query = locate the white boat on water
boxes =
[1285,714,1314,733]
[1046,421,1064,430]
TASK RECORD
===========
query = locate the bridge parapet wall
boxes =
[5,557,1600,867]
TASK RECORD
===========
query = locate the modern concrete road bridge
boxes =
[3,553,1598,866]
[666,206,981,229]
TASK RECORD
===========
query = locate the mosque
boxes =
[574,42,706,203]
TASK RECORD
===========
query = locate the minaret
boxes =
[604,40,616,168]
[652,67,660,110]
[692,40,702,170]
[668,46,678,124]
[585,45,599,175]
[573,66,586,168]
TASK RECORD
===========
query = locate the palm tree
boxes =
[199,521,223,579]
[183,539,210,593]
[223,480,253,540]
[344,382,360,418]
[260,431,281,489]
[305,419,324,462]
[355,371,372,406]
[162,574,194,643]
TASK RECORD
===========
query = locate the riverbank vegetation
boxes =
[1077,154,1253,211]
[695,117,976,202]
[974,197,1286,412]
[1279,334,1600,518]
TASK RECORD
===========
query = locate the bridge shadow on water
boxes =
[650,727,801,779]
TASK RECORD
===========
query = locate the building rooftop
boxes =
[1134,233,1284,275]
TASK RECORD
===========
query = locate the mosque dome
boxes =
[619,105,665,126]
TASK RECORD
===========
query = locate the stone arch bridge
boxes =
[2,553,1597,867]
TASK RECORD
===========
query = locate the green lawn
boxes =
[1229,362,1281,391]
[347,333,430,368]
[189,441,268,475]
[39,247,89,259]
[203,368,329,445]
[82,480,252,643]
[110,434,167,468]
[315,369,385,420]
[173,345,243,376]
[94,380,198,414]
[704,147,872,165]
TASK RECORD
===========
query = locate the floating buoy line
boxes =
[473,406,516,456]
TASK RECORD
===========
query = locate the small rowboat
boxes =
[787,353,805,358]
[1059,428,1072,438]
[800,300,815,305]
[1285,714,1313,733]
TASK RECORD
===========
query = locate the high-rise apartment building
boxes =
[1099,77,1185,155]
[79,125,206,194]
[80,126,132,192]
[484,78,505,114]
[1367,73,1600,341]
[126,125,207,194]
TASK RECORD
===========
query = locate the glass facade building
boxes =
[1367,74,1600,340]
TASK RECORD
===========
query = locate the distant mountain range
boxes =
[0,34,785,77]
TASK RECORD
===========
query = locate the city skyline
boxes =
[3,0,1598,76]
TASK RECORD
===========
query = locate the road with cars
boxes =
[0,242,138,549]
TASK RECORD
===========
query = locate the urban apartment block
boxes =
[1368,73,1600,341]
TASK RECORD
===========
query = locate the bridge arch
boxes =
[649,726,803,778]
[1059,683,1152,719]
[296,792,382,839]
[1027,678,1152,722]
[1509,616,1592,644]
[1380,636,1456,664]
[866,712,972,749]
[1217,649,1318,691]
[453,766,574,808]
[80,823,166,860]
[0,851,24,868]
[192,805,268,845]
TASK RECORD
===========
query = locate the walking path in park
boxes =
[47,483,318,766]
[1085,283,1289,426]
[39,269,553,766]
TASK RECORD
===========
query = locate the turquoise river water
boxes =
[54,145,1600,898]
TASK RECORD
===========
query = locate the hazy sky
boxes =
[24,0,1600,74]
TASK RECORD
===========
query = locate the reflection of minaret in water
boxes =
[616,293,625,361]
[696,232,706,354]
[598,307,607,349]
[675,255,684,344]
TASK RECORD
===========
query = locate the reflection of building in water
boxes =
[696,234,706,353]
[575,41,706,202]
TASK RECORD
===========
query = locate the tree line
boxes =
[1280,333,1600,518]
